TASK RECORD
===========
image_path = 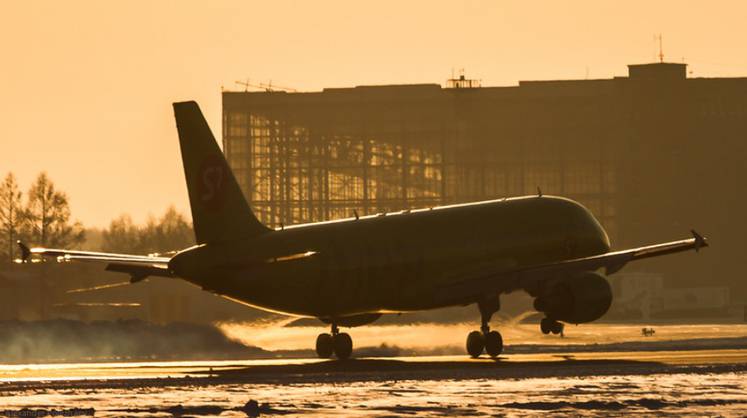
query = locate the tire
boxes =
[551,321,564,335]
[315,333,334,358]
[466,331,485,358]
[540,318,551,335]
[333,332,353,360]
[484,331,503,357]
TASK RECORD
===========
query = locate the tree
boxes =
[0,173,24,262]
[148,206,193,253]
[101,214,141,253]
[101,206,193,254]
[25,172,85,248]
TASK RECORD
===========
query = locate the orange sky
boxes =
[2,1,746,227]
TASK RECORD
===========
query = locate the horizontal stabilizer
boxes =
[18,242,173,282]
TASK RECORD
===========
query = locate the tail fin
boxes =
[173,101,269,244]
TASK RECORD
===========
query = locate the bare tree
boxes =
[0,173,24,262]
[25,172,84,248]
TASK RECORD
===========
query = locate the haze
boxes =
[2,1,746,227]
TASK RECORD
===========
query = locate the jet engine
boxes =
[533,271,612,324]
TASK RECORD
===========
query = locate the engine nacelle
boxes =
[533,271,612,324]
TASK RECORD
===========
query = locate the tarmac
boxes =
[1,348,745,388]
[1,348,746,417]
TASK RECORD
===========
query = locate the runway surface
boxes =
[1,348,746,417]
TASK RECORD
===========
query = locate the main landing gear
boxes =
[466,297,504,358]
[316,323,353,360]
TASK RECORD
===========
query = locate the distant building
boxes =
[609,272,732,320]
[223,62,747,297]
[609,272,663,320]
[0,268,43,320]
[659,286,730,314]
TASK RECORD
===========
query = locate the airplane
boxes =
[19,101,708,360]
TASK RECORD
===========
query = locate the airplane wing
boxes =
[438,230,708,304]
[17,241,174,283]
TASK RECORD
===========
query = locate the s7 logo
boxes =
[201,164,224,203]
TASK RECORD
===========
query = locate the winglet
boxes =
[691,230,708,252]
[16,241,30,262]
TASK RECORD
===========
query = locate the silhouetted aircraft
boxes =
[19,101,708,360]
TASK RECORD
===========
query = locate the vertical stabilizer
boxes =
[173,101,269,244]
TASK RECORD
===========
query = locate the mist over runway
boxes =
[218,320,747,354]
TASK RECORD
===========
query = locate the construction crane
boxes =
[234,79,296,92]
[260,80,297,92]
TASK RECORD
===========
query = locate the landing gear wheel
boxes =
[484,331,503,357]
[551,321,564,335]
[333,332,353,360]
[466,331,485,358]
[540,318,551,335]
[316,333,334,358]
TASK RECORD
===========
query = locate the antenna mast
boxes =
[657,34,664,63]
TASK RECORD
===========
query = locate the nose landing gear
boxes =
[540,317,564,335]
[466,297,504,358]
[316,323,353,360]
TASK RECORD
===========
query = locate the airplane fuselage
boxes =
[170,195,610,319]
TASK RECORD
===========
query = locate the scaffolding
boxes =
[223,83,619,241]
